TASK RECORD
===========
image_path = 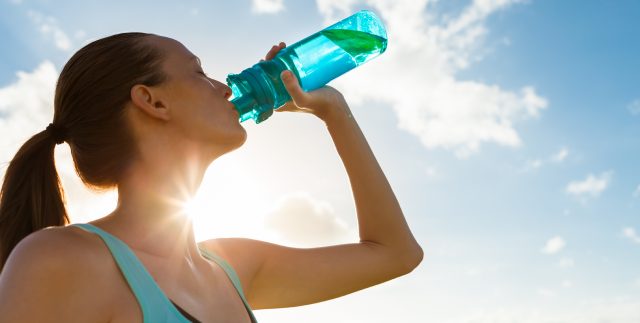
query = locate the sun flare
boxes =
[183,156,270,242]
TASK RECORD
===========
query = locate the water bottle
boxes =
[227,10,388,124]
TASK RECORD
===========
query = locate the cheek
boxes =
[169,80,240,140]
[175,85,217,120]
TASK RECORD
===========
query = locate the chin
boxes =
[230,130,248,151]
[221,127,248,153]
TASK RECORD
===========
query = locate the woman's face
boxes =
[149,36,247,155]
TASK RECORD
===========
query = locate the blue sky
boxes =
[1,0,639,322]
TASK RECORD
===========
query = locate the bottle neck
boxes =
[227,64,278,123]
[230,94,258,123]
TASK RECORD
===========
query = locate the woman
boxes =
[0,32,423,322]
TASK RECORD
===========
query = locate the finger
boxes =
[265,42,287,61]
[265,43,283,61]
[263,45,275,61]
[264,46,276,61]
[275,101,297,112]
[280,70,309,107]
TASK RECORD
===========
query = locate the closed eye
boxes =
[198,70,210,77]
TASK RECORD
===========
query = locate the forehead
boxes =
[152,36,199,65]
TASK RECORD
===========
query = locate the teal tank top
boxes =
[71,223,258,323]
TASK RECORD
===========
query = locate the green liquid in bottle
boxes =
[320,29,387,64]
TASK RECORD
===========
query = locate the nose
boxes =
[222,84,232,100]
[213,79,232,100]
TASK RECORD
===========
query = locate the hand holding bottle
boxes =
[261,42,352,122]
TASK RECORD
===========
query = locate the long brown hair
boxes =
[0,32,168,271]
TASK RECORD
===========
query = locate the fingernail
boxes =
[281,71,291,80]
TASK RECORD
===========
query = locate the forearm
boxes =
[322,105,423,263]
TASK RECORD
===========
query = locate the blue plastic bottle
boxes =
[227,10,388,123]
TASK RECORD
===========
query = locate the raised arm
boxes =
[274,41,423,264]
[199,43,423,310]
[277,71,422,257]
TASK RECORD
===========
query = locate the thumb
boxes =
[281,70,309,107]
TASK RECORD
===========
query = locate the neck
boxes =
[96,145,213,263]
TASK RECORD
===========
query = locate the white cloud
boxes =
[0,61,57,153]
[252,0,285,14]
[566,171,612,198]
[522,147,569,171]
[628,99,640,116]
[622,227,640,244]
[541,236,565,254]
[264,192,351,247]
[315,0,547,158]
[525,159,543,170]
[317,0,359,19]
[27,10,72,51]
[551,147,569,163]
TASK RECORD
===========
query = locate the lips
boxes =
[229,103,240,117]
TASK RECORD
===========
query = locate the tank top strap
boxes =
[196,244,258,323]
[71,223,191,323]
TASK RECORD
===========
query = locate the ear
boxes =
[130,84,171,121]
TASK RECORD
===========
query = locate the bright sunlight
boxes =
[184,155,272,242]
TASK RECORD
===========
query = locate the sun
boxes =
[182,157,268,242]
[182,197,201,220]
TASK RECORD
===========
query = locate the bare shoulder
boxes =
[0,225,114,323]
[5,225,110,273]
[1,225,100,276]
[11,225,99,259]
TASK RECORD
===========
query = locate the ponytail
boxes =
[0,128,69,272]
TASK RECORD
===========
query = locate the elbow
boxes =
[401,243,424,274]
[362,239,424,276]
[385,241,423,276]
